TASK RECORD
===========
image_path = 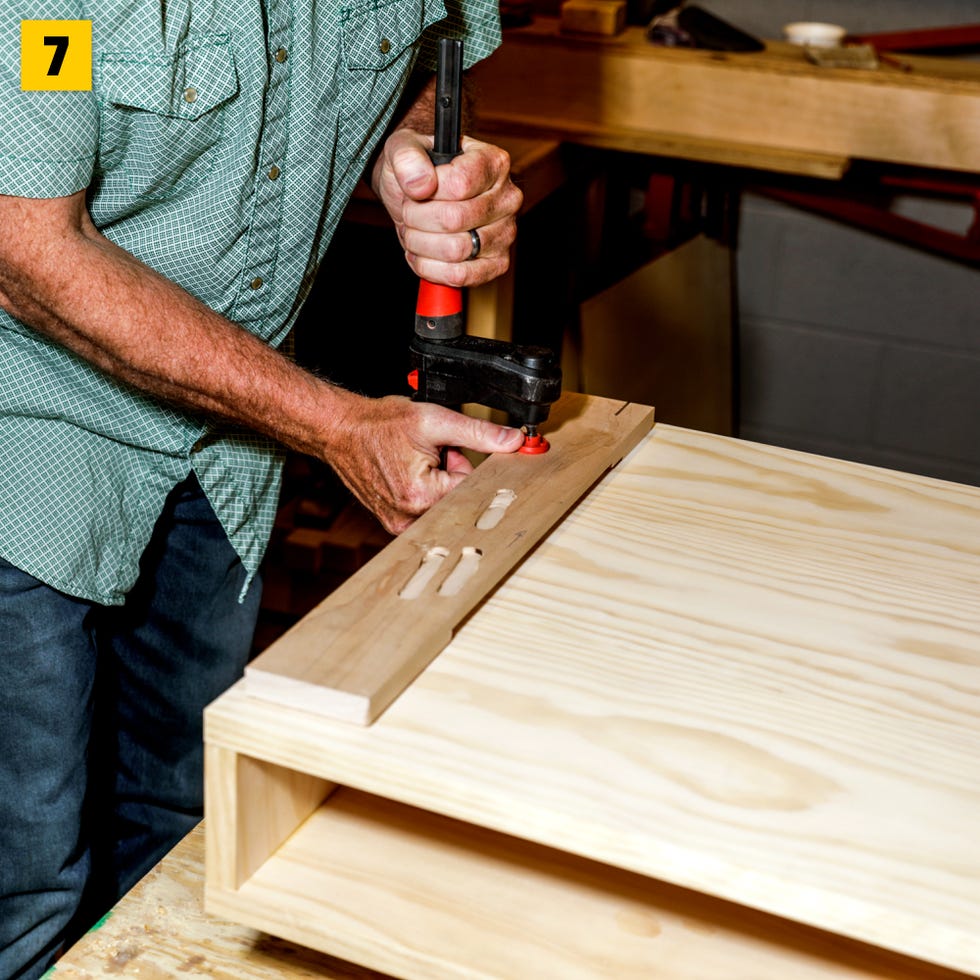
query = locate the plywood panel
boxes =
[56,823,390,979]
[209,424,980,974]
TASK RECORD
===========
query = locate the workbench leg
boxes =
[205,745,334,891]
[466,262,516,344]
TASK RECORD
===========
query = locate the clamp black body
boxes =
[409,333,562,430]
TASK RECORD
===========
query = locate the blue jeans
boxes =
[0,477,262,979]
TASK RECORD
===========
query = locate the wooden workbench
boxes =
[204,411,980,979]
[469,18,980,177]
[53,823,389,978]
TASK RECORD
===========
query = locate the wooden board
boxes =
[245,392,654,724]
[208,424,980,976]
[469,19,980,176]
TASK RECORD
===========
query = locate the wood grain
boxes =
[469,19,980,175]
[245,392,655,724]
[209,424,980,975]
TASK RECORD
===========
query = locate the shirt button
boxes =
[274,47,288,63]
[183,86,198,103]
[267,165,281,180]
[249,277,264,290]
[379,38,391,54]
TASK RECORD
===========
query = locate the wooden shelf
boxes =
[207,782,967,980]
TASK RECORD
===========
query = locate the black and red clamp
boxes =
[408,37,562,454]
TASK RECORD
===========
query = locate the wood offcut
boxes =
[245,392,655,724]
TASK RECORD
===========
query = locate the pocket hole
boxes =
[398,547,449,600]
[476,489,516,530]
[437,547,483,597]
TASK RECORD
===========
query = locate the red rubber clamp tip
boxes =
[519,433,550,454]
[407,369,419,391]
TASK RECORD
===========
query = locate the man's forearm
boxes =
[0,111,526,534]
[0,191,357,462]
[392,71,437,135]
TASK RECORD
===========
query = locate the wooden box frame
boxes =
[205,402,980,979]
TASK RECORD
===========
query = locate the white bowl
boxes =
[783,21,847,48]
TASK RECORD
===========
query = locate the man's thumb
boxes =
[465,418,524,455]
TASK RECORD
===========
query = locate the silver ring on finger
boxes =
[467,228,481,261]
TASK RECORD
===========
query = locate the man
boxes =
[0,1,524,975]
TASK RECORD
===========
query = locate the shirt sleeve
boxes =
[0,7,98,198]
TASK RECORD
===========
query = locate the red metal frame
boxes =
[847,24,980,52]
[759,172,980,266]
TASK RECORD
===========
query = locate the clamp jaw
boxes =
[409,331,562,449]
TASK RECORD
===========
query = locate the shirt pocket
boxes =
[97,34,238,202]
[339,0,446,129]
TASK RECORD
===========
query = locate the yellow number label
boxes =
[21,20,92,91]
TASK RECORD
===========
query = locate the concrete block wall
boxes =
[737,196,980,486]
[703,1,980,486]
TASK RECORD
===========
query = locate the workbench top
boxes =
[53,824,388,979]
[470,18,980,176]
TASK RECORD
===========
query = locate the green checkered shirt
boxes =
[0,0,501,604]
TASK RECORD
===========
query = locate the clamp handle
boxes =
[416,37,465,340]
[431,38,463,165]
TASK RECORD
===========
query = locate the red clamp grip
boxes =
[416,280,463,318]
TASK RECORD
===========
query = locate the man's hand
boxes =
[327,394,523,533]
[371,128,523,288]
[0,190,523,535]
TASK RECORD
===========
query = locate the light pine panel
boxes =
[208,424,980,975]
